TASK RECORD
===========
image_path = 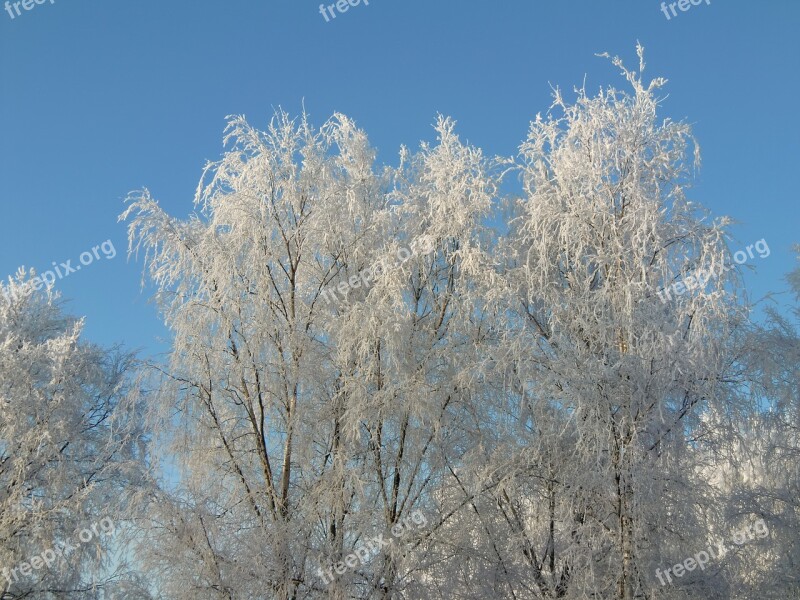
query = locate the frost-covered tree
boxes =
[435,46,752,600]
[718,246,800,599]
[122,112,502,599]
[120,47,796,600]
[0,273,148,599]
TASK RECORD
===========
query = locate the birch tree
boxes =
[122,110,493,599]
[454,46,752,599]
[119,48,795,600]
[0,273,147,599]
[722,247,800,598]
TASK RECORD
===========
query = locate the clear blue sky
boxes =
[1,0,798,354]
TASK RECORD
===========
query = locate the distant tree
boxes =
[0,274,148,599]
[722,247,800,598]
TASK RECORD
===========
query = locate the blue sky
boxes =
[1,0,798,354]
